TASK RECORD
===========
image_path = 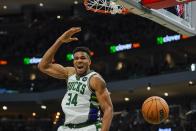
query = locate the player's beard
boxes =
[75,65,89,76]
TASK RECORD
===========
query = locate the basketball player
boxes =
[38,27,113,131]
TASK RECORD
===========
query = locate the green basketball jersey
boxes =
[61,71,101,124]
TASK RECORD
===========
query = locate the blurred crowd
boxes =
[0,118,52,131]
[0,6,174,58]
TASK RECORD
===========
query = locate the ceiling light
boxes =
[124,97,130,102]
[2,106,7,110]
[74,1,79,4]
[39,3,44,7]
[116,62,123,70]
[32,112,36,116]
[57,15,61,19]
[164,92,168,96]
[191,64,195,71]
[147,83,151,91]
[3,5,7,10]
[30,73,36,80]
[41,105,47,110]
[57,112,60,116]
[147,86,151,91]
[189,81,193,85]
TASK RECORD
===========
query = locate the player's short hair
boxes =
[73,47,91,57]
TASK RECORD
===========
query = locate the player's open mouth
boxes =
[77,65,84,69]
[76,65,85,71]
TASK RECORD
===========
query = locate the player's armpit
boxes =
[90,75,113,131]
[38,63,75,79]
[90,75,112,110]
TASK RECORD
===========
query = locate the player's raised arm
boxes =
[90,74,113,131]
[38,27,81,79]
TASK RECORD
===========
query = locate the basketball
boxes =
[141,96,169,124]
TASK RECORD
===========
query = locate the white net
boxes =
[110,1,124,14]
[84,0,128,14]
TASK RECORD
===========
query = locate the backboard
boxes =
[115,0,196,36]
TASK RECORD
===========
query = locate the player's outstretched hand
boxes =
[58,27,81,43]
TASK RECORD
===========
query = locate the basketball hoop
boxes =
[83,0,129,14]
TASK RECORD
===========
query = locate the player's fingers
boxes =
[70,27,81,30]
[70,37,79,41]
[69,27,81,34]
[72,29,81,35]
[62,27,81,39]
[64,30,79,38]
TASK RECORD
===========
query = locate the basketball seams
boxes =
[146,99,154,123]
[142,98,155,123]
[142,100,152,121]
[142,99,153,109]
[143,98,153,105]
[143,96,159,105]
[159,100,168,119]
[155,98,159,123]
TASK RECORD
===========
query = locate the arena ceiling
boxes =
[0,0,83,15]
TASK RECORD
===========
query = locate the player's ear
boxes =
[89,60,91,66]
[89,59,91,66]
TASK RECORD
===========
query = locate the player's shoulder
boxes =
[90,73,106,86]
[90,73,107,91]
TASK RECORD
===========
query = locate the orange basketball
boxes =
[141,96,169,124]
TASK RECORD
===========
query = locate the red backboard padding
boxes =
[141,0,195,9]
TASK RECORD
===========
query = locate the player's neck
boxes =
[76,69,91,77]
